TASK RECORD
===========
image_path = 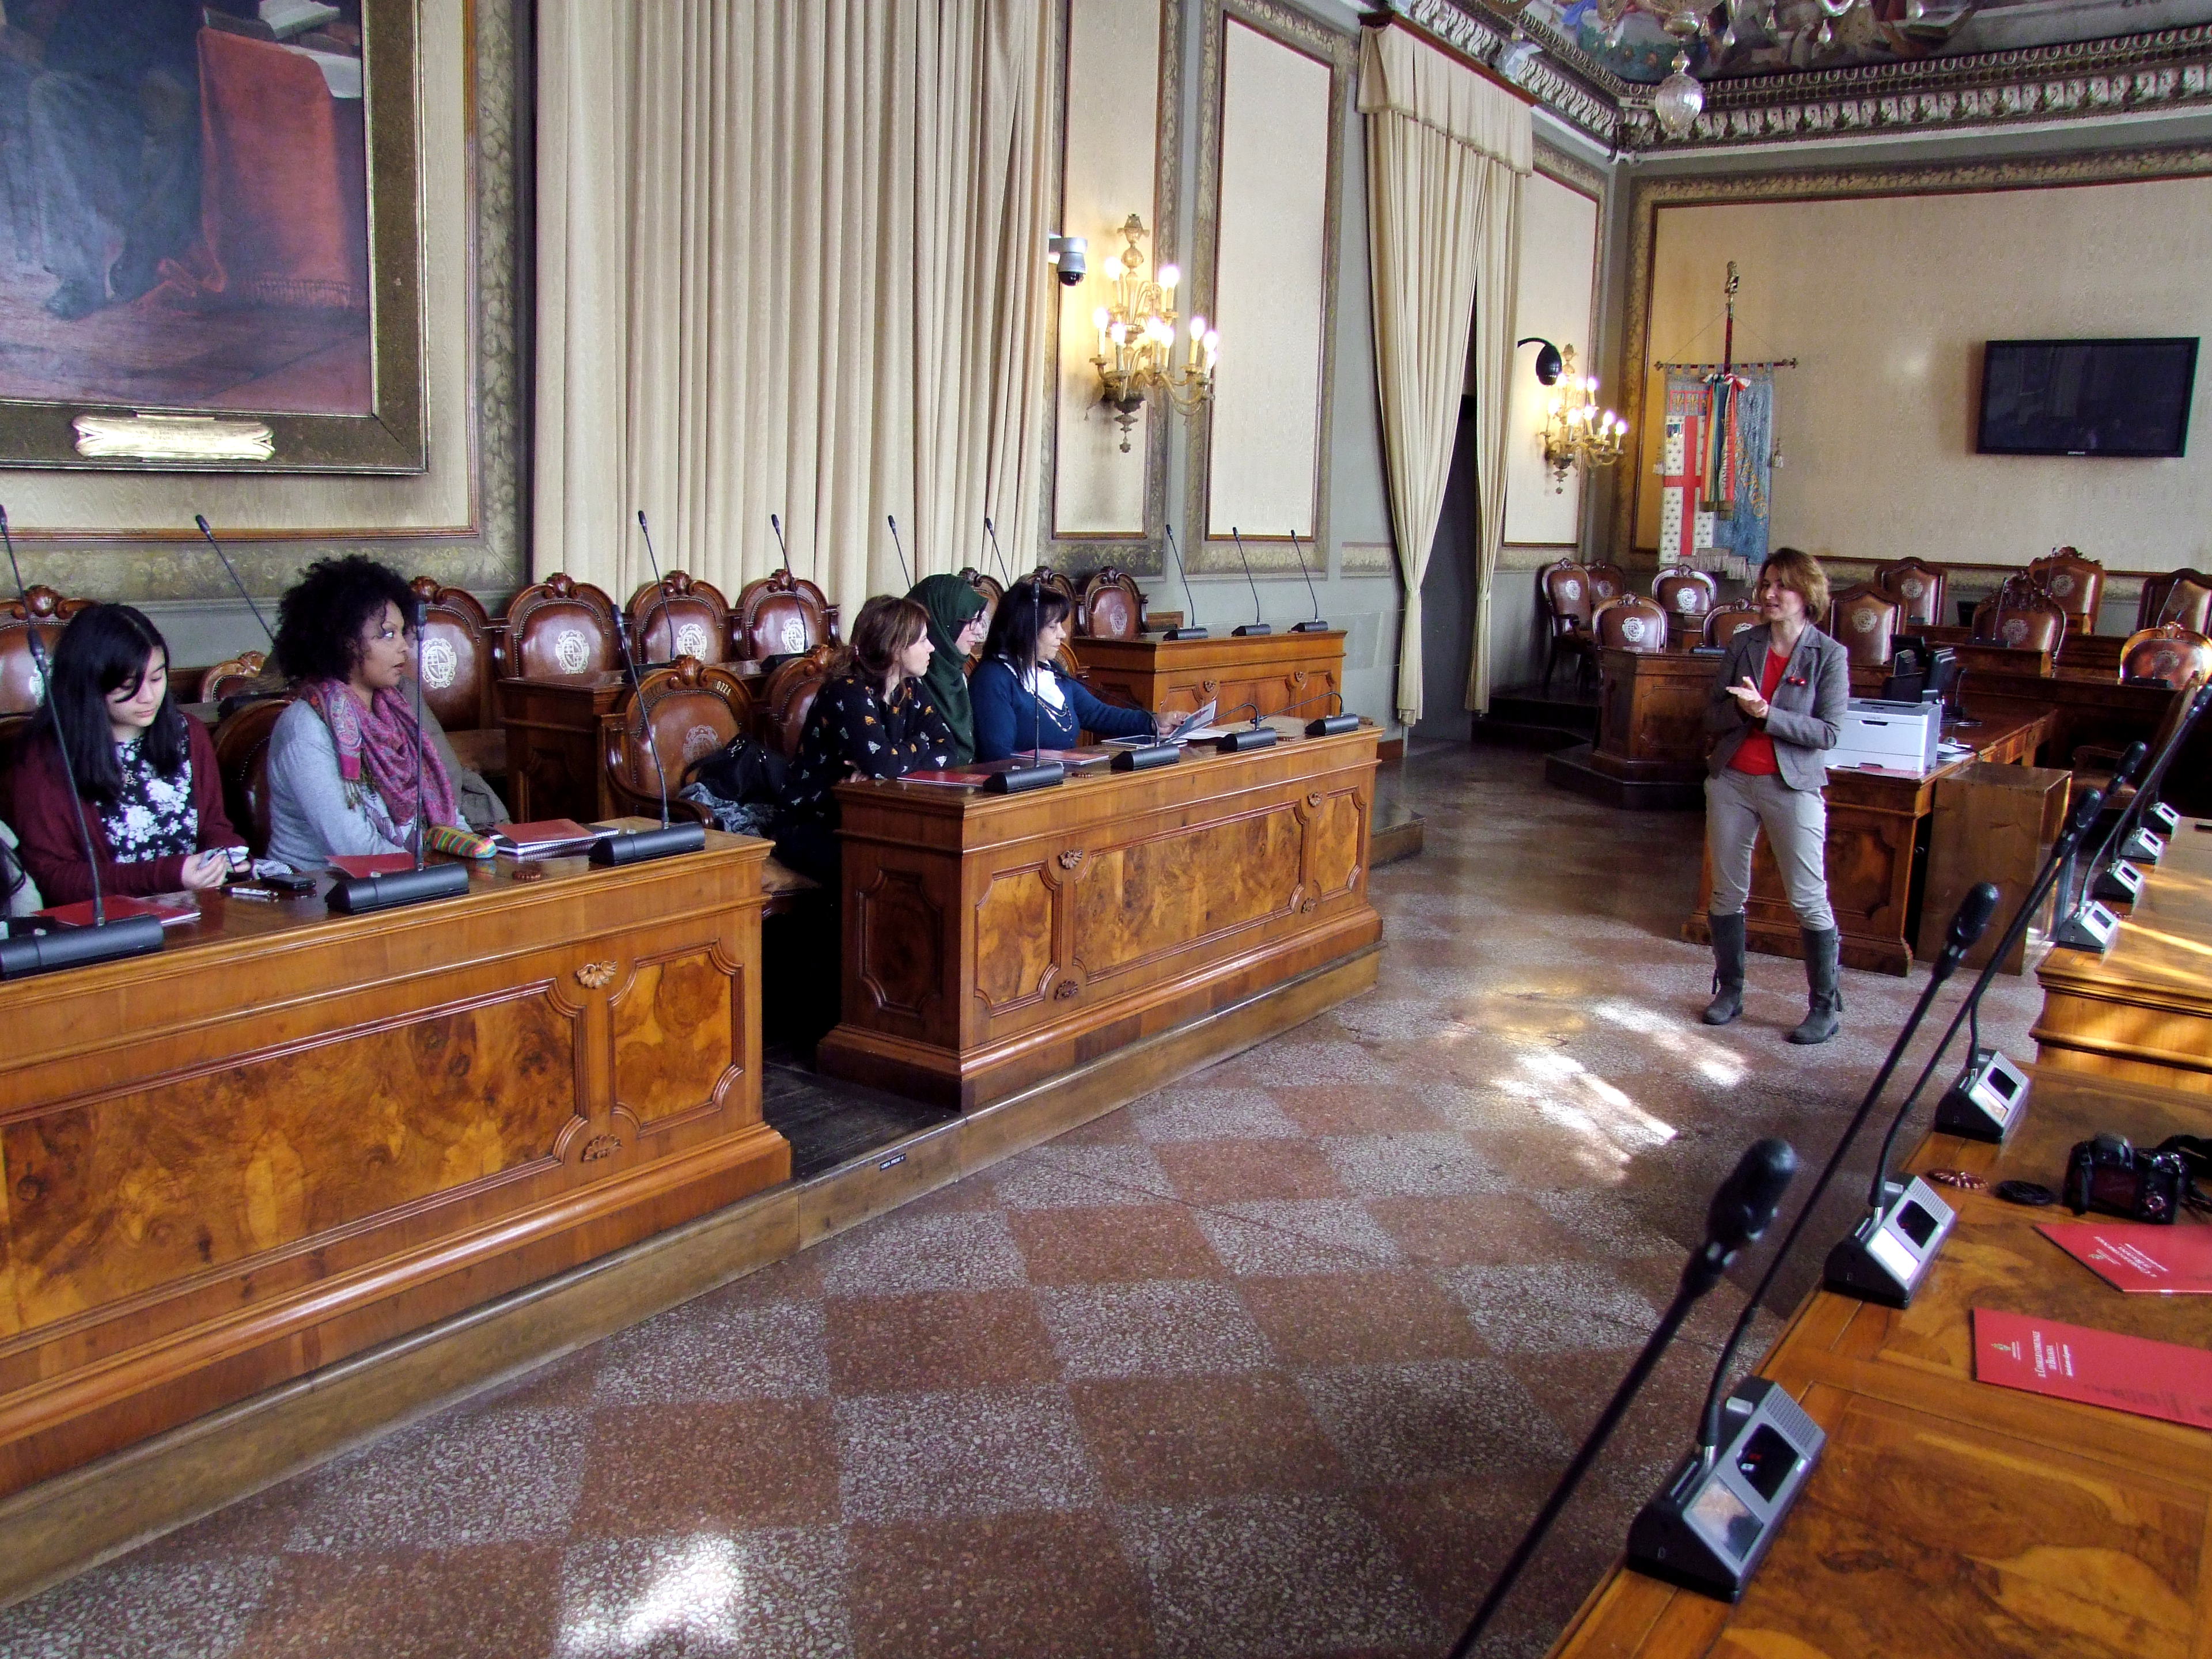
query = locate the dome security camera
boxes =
[1047,234,1087,286]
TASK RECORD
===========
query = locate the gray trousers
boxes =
[1706,766,1835,932]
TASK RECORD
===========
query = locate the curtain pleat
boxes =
[535,0,1056,607]
[1358,24,1528,726]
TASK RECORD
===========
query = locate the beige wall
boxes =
[1635,175,2212,575]
[1502,169,1601,550]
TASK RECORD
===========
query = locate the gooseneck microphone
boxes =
[0,506,166,976]
[1286,528,1327,632]
[982,517,1014,589]
[2080,690,2210,914]
[1228,527,1271,637]
[770,512,791,581]
[587,520,708,866]
[1271,690,1358,737]
[887,516,912,591]
[1159,523,1207,640]
[634,509,677,666]
[1211,700,1278,754]
[1450,1139,1800,1653]
[193,516,279,652]
[982,573,1066,796]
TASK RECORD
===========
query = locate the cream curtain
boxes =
[534,0,1058,608]
[1358,23,1529,726]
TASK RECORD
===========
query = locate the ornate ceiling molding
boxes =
[1403,0,2212,153]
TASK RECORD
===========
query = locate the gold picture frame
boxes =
[0,0,424,474]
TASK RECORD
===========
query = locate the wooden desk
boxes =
[1073,631,1346,723]
[1551,1064,2212,1659]
[1962,668,2169,769]
[501,664,764,821]
[1683,710,2053,976]
[1590,647,1709,790]
[817,722,1382,1109]
[0,834,786,1495]
[2034,816,2212,1098]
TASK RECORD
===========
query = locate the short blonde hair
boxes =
[1759,547,1828,620]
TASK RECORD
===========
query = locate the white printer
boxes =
[1826,698,1942,775]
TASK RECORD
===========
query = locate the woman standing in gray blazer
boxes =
[1700,547,1852,1044]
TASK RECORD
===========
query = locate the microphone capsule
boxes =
[2065,785,2106,843]
[1946,881,2001,953]
[1704,1138,1799,1256]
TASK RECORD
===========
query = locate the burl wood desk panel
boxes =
[2035,817,2212,1098]
[0,837,787,1495]
[817,724,1382,1110]
[1682,711,2052,976]
[1073,631,1347,724]
[1551,1065,2212,1659]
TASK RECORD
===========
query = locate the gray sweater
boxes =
[1703,622,1851,793]
[266,692,505,871]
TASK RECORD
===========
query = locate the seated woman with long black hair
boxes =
[968,579,1154,760]
[10,604,242,905]
[265,556,494,871]
[774,595,957,885]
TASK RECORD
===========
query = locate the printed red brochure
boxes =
[35,892,199,927]
[2038,1221,2212,1294]
[1974,1306,2212,1429]
[329,854,416,878]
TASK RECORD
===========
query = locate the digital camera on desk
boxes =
[2065,1134,2187,1224]
[1825,698,1942,775]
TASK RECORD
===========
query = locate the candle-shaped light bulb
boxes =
[1203,329,1219,367]
[1158,263,1180,290]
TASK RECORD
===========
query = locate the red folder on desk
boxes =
[1974,1307,2212,1429]
[36,893,200,928]
[2039,1222,2212,1294]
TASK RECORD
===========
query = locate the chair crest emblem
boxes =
[555,628,591,673]
[421,637,458,690]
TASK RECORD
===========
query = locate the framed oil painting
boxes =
[0,0,422,472]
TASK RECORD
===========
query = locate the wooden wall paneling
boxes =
[0,838,785,1496]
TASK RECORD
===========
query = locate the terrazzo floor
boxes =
[0,744,2041,1658]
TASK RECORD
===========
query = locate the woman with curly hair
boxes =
[9,603,241,904]
[264,556,492,871]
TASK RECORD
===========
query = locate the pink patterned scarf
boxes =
[299,679,460,835]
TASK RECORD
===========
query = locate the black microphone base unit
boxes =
[1110,744,1182,772]
[1822,1176,1955,1308]
[2053,900,2122,952]
[1158,626,1210,641]
[0,912,167,979]
[1290,619,1330,633]
[983,762,1066,794]
[1305,714,1359,737]
[1230,622,1273,637]
[325,861,472,915]
[588,822,709,865]
[1214,726,1279,754]
[2092,859,2147,906]
[1932,1046,2032,1143]
[1626,1379,1825,1603]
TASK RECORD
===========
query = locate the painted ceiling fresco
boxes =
[1520,0,2212,84]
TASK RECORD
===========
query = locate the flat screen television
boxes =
[1977,338,2198,457]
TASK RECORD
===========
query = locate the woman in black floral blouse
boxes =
[773,595,956,885]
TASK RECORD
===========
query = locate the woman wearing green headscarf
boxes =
[906,574,991,763]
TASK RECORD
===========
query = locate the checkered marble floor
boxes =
[0,744,2042,1658]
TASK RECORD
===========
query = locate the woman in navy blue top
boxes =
[970,581,1156,759]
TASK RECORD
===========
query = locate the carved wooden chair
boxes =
[732,570,834,664]
[503,573,619,680]
[627,570,731,667]
[1872,557,1946,628]
[959,568,1003,646]
[1076,567,1146,640]
[2027,548,2105,635]
[1538,560,1599,692]
[1592,594,1670,654]
[600,657,755,823]
[198,650,274,704]
[1653,565,1716,620]
[1972,575,2069,656]
[1703,604,1762,648]
[1024,566,1080,615]
[1,585,90,717]
[213,695,295,859]
[1583,563,1627,605]
[406,577,505,777]
[758,643,839,759]
[1827,584,1903,670]
[2118,624,2212,690]
[2138,567,2212,634]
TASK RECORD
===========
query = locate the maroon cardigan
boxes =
[8,716,240,906]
